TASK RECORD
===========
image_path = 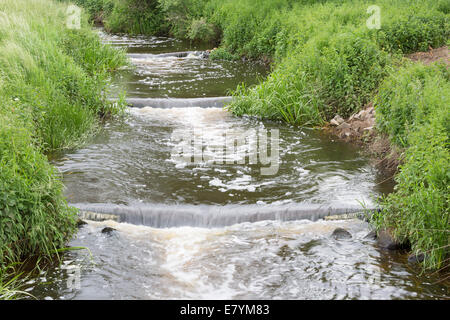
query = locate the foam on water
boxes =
[27,218,448,299]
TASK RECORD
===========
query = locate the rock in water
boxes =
[101,227,116,235]
[364,230,377,240]
[408,253,425,264]
[76,218,87,228]
[377,229,410,250]
[331,227,352,240]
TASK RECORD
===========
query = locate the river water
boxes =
[29,31,448,299]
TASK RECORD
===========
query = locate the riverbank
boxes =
[326,46,449,170]
[0,0,127,298]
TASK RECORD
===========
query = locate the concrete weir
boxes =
[125,96,233,109]
[75,203,376,228]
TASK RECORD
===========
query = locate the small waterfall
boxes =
[75,203,375,228]
[125,97,233,109]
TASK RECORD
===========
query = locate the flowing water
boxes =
[29,31,448,300]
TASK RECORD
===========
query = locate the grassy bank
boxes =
[0,0,127,292]
[372,63,449,270]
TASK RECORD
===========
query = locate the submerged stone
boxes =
[76,218,87,228]
[331,227,352,240]
[408,253,425,264]
[364,230,377,240]
[377,229,410,250]
[101,227,116,235]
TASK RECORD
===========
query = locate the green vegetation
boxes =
[0,263,32,300]
[72,0,448,124]
[372,63,449,270]
[70,0,168,35]
[0,0,127,288]
[229,35,391,124]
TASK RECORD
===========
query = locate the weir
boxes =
[126,97,233,109]
[75,203,375,228]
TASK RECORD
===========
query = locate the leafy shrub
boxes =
[187,18,218,42]
[375,63,450,147]
[209,47,239,61]
[377,14,449,53]
[437,0,450,14]
[372,120,449,270]
[105,0,168,35]
[229,34,390,124]
[159,0,211,38]
[0,111,77,264]
[372,62,449,269]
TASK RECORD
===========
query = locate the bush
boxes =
[187,18,219,42]
[372,122,449,270]
[377,13,449,53]
[229,34,390,125]
[209,47,239,61]
[105,0,168,35]
[0,111,77,264]
[437,0,450,14]
[375,63,450,147]
[372,62,449,270]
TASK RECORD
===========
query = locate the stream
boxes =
[29,31,448,300]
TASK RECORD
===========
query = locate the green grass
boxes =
[228,33,391,124]
[0,263,33,300]
[372,62,449,270]
[0,0,127,292]
[70,0,169,35]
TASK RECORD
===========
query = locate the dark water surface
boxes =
[29,31,448,300]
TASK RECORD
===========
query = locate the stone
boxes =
[357,109,367,120]
[364,230,377,240]
[101,227,116,235]
[330,119,340,126]
[337,122,351,130]
[76,218,87,228]
[408,253,425,264]
[377,229,410,250]
[330,115,345,126]
[348,113,356,122]
[331,227,352,240]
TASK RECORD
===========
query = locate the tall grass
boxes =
[0,264,33,300]
[223,0,448,124]
[0,0,127,292]
[372,63,449,270]
[70,0,168,35]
